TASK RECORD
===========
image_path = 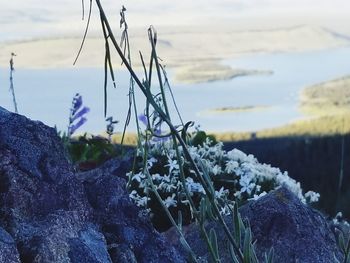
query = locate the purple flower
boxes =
[68,93,89,137]
[68,117,87,136]
[69,106,90,123]
[138,114,170,143]
[106,116,119,137]
[138,114,148,127]
[71,93,83,116]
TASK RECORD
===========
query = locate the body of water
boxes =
[1,47,350,134]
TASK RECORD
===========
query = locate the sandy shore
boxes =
[175,63,273,84]
[201,105,270,115]
[1,24,349,84]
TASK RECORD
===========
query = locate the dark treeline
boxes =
[223,134,350,218]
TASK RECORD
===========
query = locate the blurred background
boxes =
[1,0,350,133]
[0,0,350,217]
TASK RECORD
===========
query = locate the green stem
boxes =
[94,1,244,261]
[141,133,198,262]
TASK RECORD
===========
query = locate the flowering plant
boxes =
[62,94,118,170]
[128,133,320,229]
[68,93,90,137]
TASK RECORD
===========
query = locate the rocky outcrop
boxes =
[0,106,344,263]
[240,186,341,262]
[0,226,21,263]
[78,157,187,263]
[0,107,185,263]
[165,186,342,262]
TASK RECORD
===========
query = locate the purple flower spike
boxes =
[138,114,148,127]
[68,117,87,136]
[68,93,90,137]
[70,106,90,123]
[71,94,83,115]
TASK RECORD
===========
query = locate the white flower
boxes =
[129,190,150,207]
[147,157,157,168]
[167,148,176,159]
[132,172,146,183]
[215,187,229,198]
[332,212,349,226]
[225,160,239,173]
[129,190,138,199]
[165,156,179,174]
[186,178,205,194]
[227,149,248,162]
[136,196,150,207]
[158,181,177,192]
[138,178,150,189]
[256,185,261,192]
[304,191,320,203]
[219,205,231,216]
[239,175,256,195]
[188,146,200,159]
[130,136,319,211]
[336,212,343,218]
[205,137,214,145]
[163,194,177,208]
[249,191,267,201]
[162,174,171,183]
[155,174,176,192]
[212,165,222,176]
[234,191,242,199]
[151,173,162,181]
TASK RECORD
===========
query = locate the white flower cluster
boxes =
[128,137,320,215]
[332,212,350,227]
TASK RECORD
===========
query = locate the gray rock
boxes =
[79,159,187,263]
[0,108,104,262]
[240,186,342,263]
[165,187,342,262]
[0,226,21,263]
[0,107,186,263]
[108,244,138,263]
[0,107,91,231]
[18,211,111,263]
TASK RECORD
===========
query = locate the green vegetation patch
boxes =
[301,75,350,116]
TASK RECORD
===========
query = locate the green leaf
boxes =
[266,247,274,263]
[243,227,252,263]
[333,253,340,263]
[178,210,183,231]
[229,244,240,263]
[339,232,346,252]
[80,146,90,162]
[209,228,219,261]
[179,236,192,255]
[181,121,194,143]
[250,243,259,263]
[233,202,241,246]
[206,197,217,221]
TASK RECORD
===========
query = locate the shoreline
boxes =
[108,74,350,145]
[214,75,350,142]
[1,24,349,139]
[200,105,271,115]
[1,24,349,84]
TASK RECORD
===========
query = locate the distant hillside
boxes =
[301,75,350,115]
[0,25,349,84]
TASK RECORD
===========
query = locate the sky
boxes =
[1,0,349,41]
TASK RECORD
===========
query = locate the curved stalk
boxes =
[94,1,244,261]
